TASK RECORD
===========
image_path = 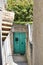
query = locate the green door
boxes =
[19,32,26,54]
[13,32,20,53]
[13,32,26,54]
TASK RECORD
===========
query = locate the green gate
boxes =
[13,32,26,55]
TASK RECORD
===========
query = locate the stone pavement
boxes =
[13,55,27,62]
[12,55,28,65]
[16,62,28,65]
[7,55,28,65]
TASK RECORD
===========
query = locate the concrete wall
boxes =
[33,0,43,65]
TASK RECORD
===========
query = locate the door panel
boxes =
[13,32,20,53]
[19,33,26,54]
[13,32,26,54]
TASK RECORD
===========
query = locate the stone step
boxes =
[2,21,13,26]
[2,21,13,41]
[2,10,14,41]
[2,35,7,38]
[12,55,27,62]
[16,62,28,65]
[2,26,11,29]
[2,31,9,34]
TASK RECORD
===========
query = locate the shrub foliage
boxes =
[7,0,33,24]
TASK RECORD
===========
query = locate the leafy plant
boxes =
[7,0,33,24]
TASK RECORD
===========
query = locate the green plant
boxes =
[7,0,33,24]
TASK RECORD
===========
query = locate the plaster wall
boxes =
[33,0,43,65]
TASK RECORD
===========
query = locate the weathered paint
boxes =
[13,32,26,54]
